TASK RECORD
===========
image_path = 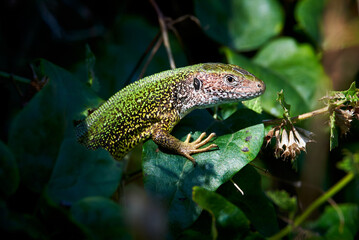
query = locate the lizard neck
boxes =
[173,77,218,119]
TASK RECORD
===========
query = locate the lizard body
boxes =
[75,63,265,164]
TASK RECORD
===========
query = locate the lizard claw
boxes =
[181,132,218,166]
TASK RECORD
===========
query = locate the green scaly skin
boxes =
[76,63,265,165]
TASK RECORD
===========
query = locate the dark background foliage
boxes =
[1,0,359,239]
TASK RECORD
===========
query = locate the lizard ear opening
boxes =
[193,77,202,91]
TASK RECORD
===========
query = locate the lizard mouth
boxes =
[227,90,264,99]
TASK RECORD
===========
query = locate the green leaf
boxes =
[215,103,240,120]
[277,90,292,119]
[142,109,264,235]
[344,82,359,103]
[295,0,326,44]
[0,141,19,197]
[337,149,359,173]
[218,165,279,237]
[308,204,359,239]
[8,60,102,192]
[71,196,130,240]
[253,38,330,108]
[242,97,263,114]
[47,138,123,204]
[85,44,100,91]
[224,37,330,117]
[195,0,283,51]
[192,186,264,239]
[267,190,297,215]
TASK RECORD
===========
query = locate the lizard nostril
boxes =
[257,82,265,91]
[258,82,266,91]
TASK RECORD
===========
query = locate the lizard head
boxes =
[176,63,265,117]
[198,63,265,100]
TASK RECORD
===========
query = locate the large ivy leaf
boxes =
[71,197,130,240]
[46,138,123,204]
[253,38,330,111]
[224,37,331,117]
[218,165,279,236]
[8,60,102,192]
[194,0,283,51]
[295,0,326,44]
[0,141,19,197]
[192,186,264,239]
[142,109,264,235]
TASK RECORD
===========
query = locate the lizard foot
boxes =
[181,132,218,165]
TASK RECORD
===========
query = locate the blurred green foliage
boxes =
[1,0,358,239]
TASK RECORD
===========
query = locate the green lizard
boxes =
[75,63,265,165]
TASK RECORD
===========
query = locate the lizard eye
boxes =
[225,75,237,85]
[193,77,202,91]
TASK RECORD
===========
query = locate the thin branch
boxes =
[125,31,161,85]
[269,172,355,240]
[139,35,164,79]
[149,0,176,69]
[0,71,31,84]
[263,106,330,126]
[170,14,201,27]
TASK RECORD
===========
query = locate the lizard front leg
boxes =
[151,128,218,165]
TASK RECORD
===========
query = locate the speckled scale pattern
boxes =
[75,63,265,160]
[76,66,192,159]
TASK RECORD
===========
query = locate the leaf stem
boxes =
[0,70,31,84]
[230,178,244,195]
[269,171,355,240]
[263,106,330,126]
